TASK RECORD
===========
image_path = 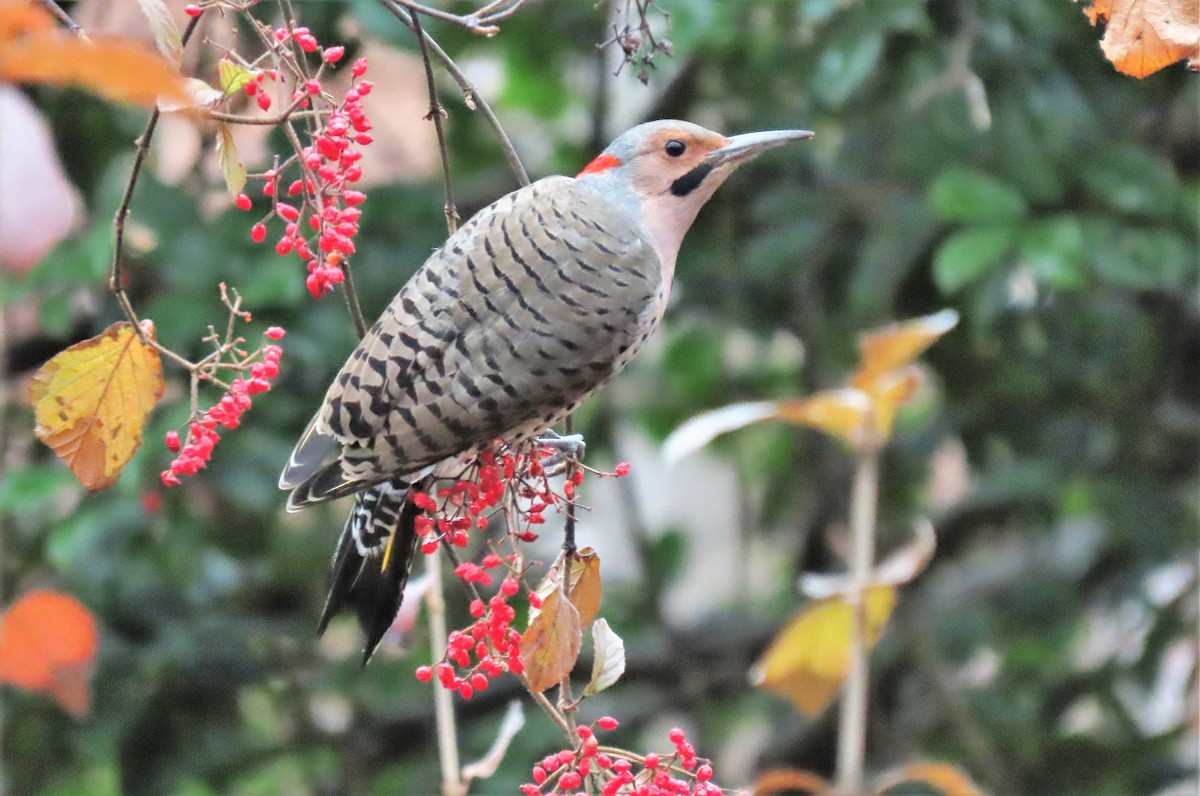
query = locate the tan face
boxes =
[628,127,734,198]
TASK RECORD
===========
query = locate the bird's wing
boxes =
[283,176,662,505]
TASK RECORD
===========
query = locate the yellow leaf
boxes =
[875,762,985,796]
[750,586,897,716]
[218,58,257,95]
[29,321,164,491]
[1085,0,1199,78]
[215,123,245,196]
[866,367,923,441]
[520,589,582,693]
[753,768,832,796]
[0,3,187,107]
[775,389,871,448]
[851,309,958,392]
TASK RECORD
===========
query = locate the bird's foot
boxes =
[535,431,586,476]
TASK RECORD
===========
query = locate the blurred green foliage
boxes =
[2,1,1197,794]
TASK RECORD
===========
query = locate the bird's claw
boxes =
[536,431,586,476]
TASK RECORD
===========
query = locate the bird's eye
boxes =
[664,139,687,157]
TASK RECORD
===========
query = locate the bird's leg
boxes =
[535,429,586,476]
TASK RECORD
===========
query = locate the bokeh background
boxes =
[2,0,1197,794]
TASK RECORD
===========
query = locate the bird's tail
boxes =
[318,478,429,663]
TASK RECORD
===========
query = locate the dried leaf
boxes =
[1082,0,1199,78]
[0,590,98,717]
[852,309,959,391]
[134,0,182,66]
[750,586,897,715]
[801,520,937,598]
[29,321,164,491]
[776,389,872,448]
[583,618,626,697]
[0,4,186,107]
[875,762,985,796]
[662,401,780,463]
[218,58,257,95]
[753,768,832,796]
[865,368,923,441]
[215,122,245,197]
[520,590,582,693]
[157,77,223,113]
[461,700,526,783]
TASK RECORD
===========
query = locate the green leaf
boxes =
[1083,220,1194,290]
[813,32,883,107]
[1019,216,1084,290]
[932,226,1016,294]
[215,123,245,197]
[931,168,1028,223]
[217,59,257,96]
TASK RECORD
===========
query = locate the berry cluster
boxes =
[415,555,526,699]
[236,24,373,299]
[521,723,718,796]
[160,328,285,487]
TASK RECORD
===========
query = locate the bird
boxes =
[279,119,812,662]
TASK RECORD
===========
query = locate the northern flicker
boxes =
[280,120,811,660]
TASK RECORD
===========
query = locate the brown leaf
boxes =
[875,762,985,796]
[852,309,958,392]
[750,586,897,715]
[0,590,99,717]
[753,768,832,796]
[29,321,165,491]
[1083,0,1200,77]
[0,2,187,107]
[520,590,582,693]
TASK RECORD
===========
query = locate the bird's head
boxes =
[576,120,812,273]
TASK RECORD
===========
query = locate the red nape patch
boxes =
[577,153,621,176]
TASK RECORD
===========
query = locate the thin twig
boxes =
[109,15,203,339]
[407,6,460,233]
[35,0,84,36]
[378,0,529,187]
[836,450,880,795]
[425,547,467,796]
[402,0,525,36]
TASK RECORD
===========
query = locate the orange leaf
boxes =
[753,768,832,796]
[875,762,985,796]
[852,309,958,391]
[1083,0,1199,78]
[0,2,187,107]
[520,590,582,693]
[866,367,923,441]
[29,321,165,491]
[775,389,872,448]
[0,590,98,717]
[750,586,897,715]
[567,548,602,627]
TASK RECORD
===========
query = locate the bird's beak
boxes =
[705,129,814,168]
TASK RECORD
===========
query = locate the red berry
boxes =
[414,665,433,682]
[643,753,660,769]
[250,223,267,243]
[457,683,474,700]
[323,46,345,63]
[597,716,619,731]
[305,79,321,95]
[669,728,685,744]
[614,462,631,477]
[165,430,182,452]
[265,326,286,340]
[256,93,272,112]
[235,193,252,211]
[696,764,713,782]
[560,771,582,790]
[531,766,547,784]
[184,4,201,17]
[351,57,368,76]
[500,577,519,596]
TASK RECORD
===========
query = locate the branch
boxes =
[402,0,527,36]
[836,450,880,795]
[378,0,529,187]
[35,0,84,37]
[109,14,204,342]
[407,6,460,233]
